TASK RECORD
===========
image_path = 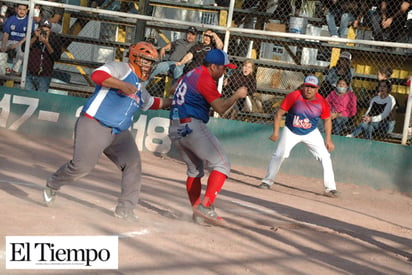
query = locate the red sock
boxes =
[202,170,227,207]
[186,177,201,206]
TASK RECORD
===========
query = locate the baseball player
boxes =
[169,49,247,225]
[258,75,338,197]
[43,42,172,222]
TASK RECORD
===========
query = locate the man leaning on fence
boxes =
[25,18,62,93]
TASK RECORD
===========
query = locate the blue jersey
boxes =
[83,62,154,134]
[3,15,33,41]
[170,66,221,123]
[282,89,330,135]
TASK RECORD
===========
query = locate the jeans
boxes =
[351,120,389,139]
[149,61,184,81]
[317,116,349,136]
[326,12,354,37]
[25,73,52,93]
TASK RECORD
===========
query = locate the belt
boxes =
[179,117,192,123]
[83,113,99,122]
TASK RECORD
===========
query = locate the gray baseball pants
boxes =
[47,115,142,210]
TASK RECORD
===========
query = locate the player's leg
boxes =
[260,127,300,188]
[44,116,113,206]
[104,130,141,222]
[185,121,229,225]
[174,137,204,206]
[303,129,337,193]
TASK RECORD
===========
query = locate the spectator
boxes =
[25,19,62,93]
[347,79,396,139]
[376,67,398,134]
[323,0,356,38]
[223,58,256,119]
[176,29,223,74]
[319,51,354,98]
[0,2,14,24]
[271,0,302,24]
[34,0,64,33]
[148,26,198,83]
[0,3,33,75]
[318,78,357,135]
[364,0,411,42]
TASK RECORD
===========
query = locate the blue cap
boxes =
[204,49,237,69]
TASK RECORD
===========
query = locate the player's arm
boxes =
[210,86,247,116]
[149,97,172,110]
[91,70,138,95]
[269,108,286,142]
[323,116,335,152]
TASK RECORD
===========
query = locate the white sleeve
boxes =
[140,86,155,111]
[371,96,394,123]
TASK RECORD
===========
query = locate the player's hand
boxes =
[120,82,138,94]
[269,134,279,142]
[326,140,335,152]
[236,86,247,98]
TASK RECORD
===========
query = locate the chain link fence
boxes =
[0,0,411,144]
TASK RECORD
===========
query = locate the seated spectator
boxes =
[319,51,354,98]
[34,0,64,33]
[223,59,257,119]
[148,26,198,83]
[271,0,302,24]
[0,3,34,75]
[176,29,223,74]
[363,0,411,42]
[25,19,62,93]
[323,0,364,38]
[318,78,357,135]
[347,79,396,139]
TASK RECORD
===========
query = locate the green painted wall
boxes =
[1,87,411,193]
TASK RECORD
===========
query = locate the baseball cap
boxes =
[39,18,52,28]
[205,49,237,69]
[187,26,198,34]
[340,51,352,60]
[303,75,319,88]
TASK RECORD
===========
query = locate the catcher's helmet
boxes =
[129,41,159,81]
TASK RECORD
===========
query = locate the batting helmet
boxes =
[129,41,159,81]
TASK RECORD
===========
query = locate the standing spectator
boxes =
[0,3,33,75]
[258,75,338,198]
[148,26,198,83]
[318,78,357,135]
[319,51,354,98]
[223,58,257,119]
[35,0,64,33]
[43,42,172,223]
[25,19,62,93]
[176,29,223,75]
[347,79,396,139]
[168,49,247,226]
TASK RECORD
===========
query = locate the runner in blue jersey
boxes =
[1,4,34,73]
[43,42,172,222]
[258,75,338,198]
[169,49,247,226]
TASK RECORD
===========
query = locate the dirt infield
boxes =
[0,128,411,274]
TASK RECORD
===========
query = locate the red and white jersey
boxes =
[281,89,330,135]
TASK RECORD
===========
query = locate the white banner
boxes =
[5,236,118,269]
